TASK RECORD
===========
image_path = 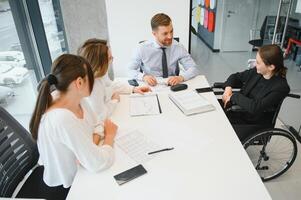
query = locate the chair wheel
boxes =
[243,128,298,182]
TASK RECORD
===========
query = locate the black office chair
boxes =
[249,16,268,49]
[0,106,68,199]
[0,106,40,197]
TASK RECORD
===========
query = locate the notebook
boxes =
[129,93,161,116]
[169,90,215,116]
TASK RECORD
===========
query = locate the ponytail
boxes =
[29,79,52,140]
[276,66,287,78]
[29,54,94,140]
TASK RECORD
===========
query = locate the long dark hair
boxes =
[78,38,109,78]
[29,54,94,140]
[259,44,287,78]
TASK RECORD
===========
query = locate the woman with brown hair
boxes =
[78,38,150,143]
[221,44,290,141]
[29,54,117,199]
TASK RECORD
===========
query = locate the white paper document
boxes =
[115,130,161,163]
[169,90,215,115]
[156,77,168,85]
[129,93,161,116]
[150,77,170,92]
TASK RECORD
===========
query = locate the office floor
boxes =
[190,34,301,200]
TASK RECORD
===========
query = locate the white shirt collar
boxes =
[152,38,173,49]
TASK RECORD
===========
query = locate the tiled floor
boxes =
[190,34,301,200]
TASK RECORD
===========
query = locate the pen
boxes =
[156,94,162,113]
[148,147,174,155]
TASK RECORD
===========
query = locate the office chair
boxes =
[249,16,272,49]
[249,16,285,50]
[0,106,40,197]
[0,106,68,199]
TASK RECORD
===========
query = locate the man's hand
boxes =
[143,75,157,86]
[222,86,233,108]
[167,76,184,86]
[133,86,152,94]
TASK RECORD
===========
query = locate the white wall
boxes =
[106,0,190,77]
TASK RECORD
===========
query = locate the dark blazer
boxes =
[224,68,290,123]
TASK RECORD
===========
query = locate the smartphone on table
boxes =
[114,164,147,185]
[128,79,139,87]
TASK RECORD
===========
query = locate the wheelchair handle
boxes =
[212,82,241,89]
[213,82,224,88]
[287,93,300,99]
[214,91,224,95]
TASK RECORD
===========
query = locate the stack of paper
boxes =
[169,90,215,115]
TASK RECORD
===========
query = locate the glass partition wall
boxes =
[0,0,67,130]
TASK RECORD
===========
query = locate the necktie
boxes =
[161,47,168,78]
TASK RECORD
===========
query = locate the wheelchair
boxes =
[212,83,301,182]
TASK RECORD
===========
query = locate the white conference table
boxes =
[67,76,271,200]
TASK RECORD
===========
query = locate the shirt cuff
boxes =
[129,85,135,94]
[181,74,189,81]
[111,99,119,104]
[102,144,114,150]
[94,123,104,137]
[137,72,145,81]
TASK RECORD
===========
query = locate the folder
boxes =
[208,11,215,32]
[169,90,215,116]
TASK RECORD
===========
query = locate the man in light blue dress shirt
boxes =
[128,13,200,86]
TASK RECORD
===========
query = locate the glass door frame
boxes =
[8,0,68,81]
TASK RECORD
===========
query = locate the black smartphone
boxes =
[195,87,213,93]
[128,79,139,87]
[114,164,147,185]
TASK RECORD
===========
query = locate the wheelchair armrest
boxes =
[214,91,224,95]
[226,105,246,112]
[213,82,242,90]
[213,82,225,88]
[287,93,301,99]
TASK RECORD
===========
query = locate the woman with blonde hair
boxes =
[78,38,150,143]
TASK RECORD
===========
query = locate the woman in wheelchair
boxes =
[221,44,290,142]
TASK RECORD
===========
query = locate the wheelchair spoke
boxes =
[244,130,297,181]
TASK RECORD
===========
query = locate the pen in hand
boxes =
[148,147,174,155]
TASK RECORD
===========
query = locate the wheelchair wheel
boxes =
[242,128,297,182]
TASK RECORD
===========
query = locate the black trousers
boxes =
[218,100,272,142]
[16,166,70,200]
